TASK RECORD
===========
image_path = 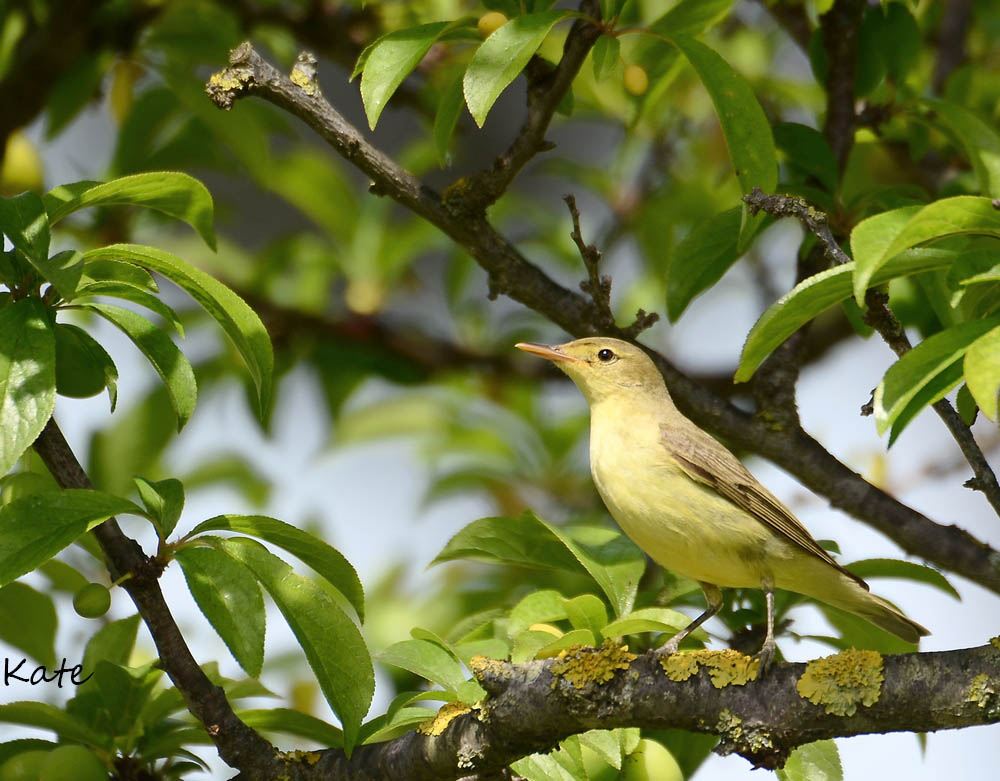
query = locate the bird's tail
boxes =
[824,577,930,643]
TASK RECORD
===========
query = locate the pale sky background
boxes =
[2,73,999,781]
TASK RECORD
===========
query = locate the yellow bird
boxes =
[516,337,928,667]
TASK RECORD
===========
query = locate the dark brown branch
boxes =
[819,0,865,172]
[933,0,973,94]
[757,0,813,52]
[244,643,1000,779]
[745,188,1000,517]
[206,45,1000,596]
[32,419,287,780]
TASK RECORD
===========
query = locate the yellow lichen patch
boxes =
[990,636,1000,651]
[417,701,471,736]
[659,649,759,688]
[279,749,321,766]
[468,654,508,682]
[797,649,884,716]
[290,65,318,95]
[550,641,636,689]
[208,69,249,92]
[968,673,998,716]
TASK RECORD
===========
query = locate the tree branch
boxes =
[240,643,1000,779]
[744,188,1000,517]
[820,0,865,172]
[31,419,287,780]
[206,43,1000,597]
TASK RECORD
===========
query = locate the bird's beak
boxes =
[515,342,584,364]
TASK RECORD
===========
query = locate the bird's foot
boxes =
[754,638,777,676]
[655,636,682,657]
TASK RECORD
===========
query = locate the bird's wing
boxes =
[660,421,868,589]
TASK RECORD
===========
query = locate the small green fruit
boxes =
[0,131,44,196]
[0,750,48,781]
[621,739,683,781]
[73,583,111,619]
[477,11,508,38]
[39,746,106,781]
[623,65,649,96]
[54,324,107,399]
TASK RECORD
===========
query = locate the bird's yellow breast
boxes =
[588,400,778,588]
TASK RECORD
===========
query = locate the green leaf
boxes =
[205,537,373,753]
[76,282,185,336]
[187,514,364,622]
[922,99,1000,198]
[956,383,979,425]
[0,192,49,262]
[0,489,143,586]
[846,558,960,600]
[133,476,185,539]
[361,21,457,130]
[78,258,158,293]
[776,740,842,781]
[80,614,141,688]
[45,52,110,138]
[175,546,265,678]
[239,708,343,747]
[81,244,272,416]
[0,582,56,667]
[53,322,118,410]
[359,706,439,745]
[433,511,645,617]
[464,10,571,127]
[534,628,595,658]
[93,660,163,741]
[667,33,777,246]
[887,358,965,446]
[433,74,466,168]
[601,607,708,641]
[852,197,1000,306]
[38,559,89,593]
[44,173,216,249]
[736,248,956,382]
[592,35,620,82]
[84,303,197,431]
[563,594,607,639]
[0,297,55,475]
[508,590,569,637]
[964,324,1000,420]
[31,249,84,300]
[874,316,1000,434]
[666,207,741,321]
[0,702,106,748]
[377,639,470,693]
[773,122,838,192]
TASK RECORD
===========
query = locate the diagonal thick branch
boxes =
[238,643,1000,779]
[205,43,1000,596]
[31,419,298,781]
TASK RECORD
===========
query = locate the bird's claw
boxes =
[754,639,776,676]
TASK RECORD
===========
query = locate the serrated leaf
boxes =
[874,316,1000,434]
[78,258,158,293]
[84,303,197,431]
[31,249,84,300]
[922,99,1000,198]
[464,10,571,127]
[76,282,185,336]
[361,21,455,130]
[667,33,777,247]
[377,638,469,693]
[44,172,216,249]
[535,628,595,658]
[736,248,956,382]
[53,322,118,411]
[0,192,49,262]
[508,590,569,637]
[846,558,960,600]
[776,740,842,781]
[773,122,838,192]
[433,74,466,168]
[887,359,964,446]
[0,297,55,475]
[187,514,364,622]
[666,207,741,321]
[592,35,619,81]
[81,244,272,417]
[964,324,1000,420]
[0,582,56,667]
[205,537,373,753]
[432,511,645,617]
[563,594,607,639]
[93,660,162,741]
[601,607,709,641]
[0,702,106,747]
[852,197,1000,306]
[0,489,143,586]
[175,546,265,677]
[134,476,185,539]
[239,708,343,746]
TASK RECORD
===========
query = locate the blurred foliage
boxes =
[0,0,998,778]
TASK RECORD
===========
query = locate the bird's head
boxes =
[516,337,667,406]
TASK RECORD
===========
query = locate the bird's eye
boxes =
[597,349,616,362]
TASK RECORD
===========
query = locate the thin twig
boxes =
[745,189,1000,516]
